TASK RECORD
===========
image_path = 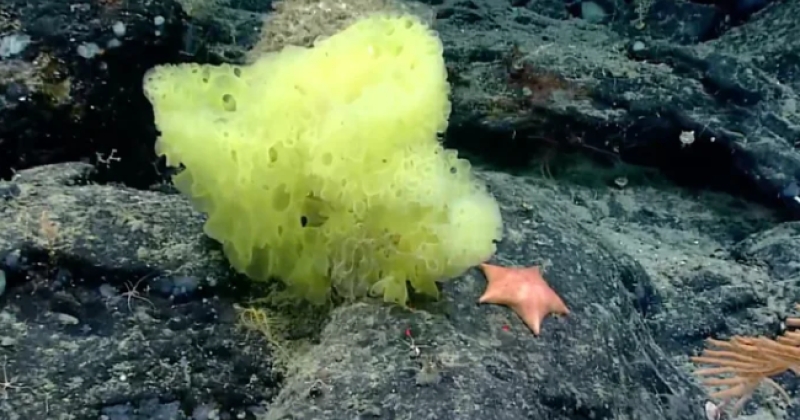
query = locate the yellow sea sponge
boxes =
[143,13,503,306]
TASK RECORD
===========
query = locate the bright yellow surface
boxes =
[143,14,503,305]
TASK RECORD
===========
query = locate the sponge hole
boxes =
[268,147,279,163]
[222,94,237,112]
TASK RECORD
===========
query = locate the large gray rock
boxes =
[2,152,798,420]
[2,0,799,217]
[2,0,799,419]
[434,0,800,218]
[0,0,187,187]
[4,161,786,420]
[0,163,282,419]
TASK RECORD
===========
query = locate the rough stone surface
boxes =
[2,162,798,420]
[0,0,191,188]
[2,0,800,419]
[433,0,800,218]
[1,0,798,214]
[0,163,283,419]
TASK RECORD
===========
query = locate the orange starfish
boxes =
[478,263,569,335]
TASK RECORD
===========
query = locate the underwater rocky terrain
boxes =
[0,0,798,419]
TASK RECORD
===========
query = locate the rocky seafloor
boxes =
[1,0,799,419]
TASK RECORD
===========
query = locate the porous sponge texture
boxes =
[143,13,503,305]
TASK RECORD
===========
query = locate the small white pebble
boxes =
[581,1,607,23]
[99,283,117,298]
[77,42,101,59]
[112,21,126,37]
[107,38,122,49]
[55,313,79,325]
[679,130,696,147]
[0,34,32,59]
[154,15,165,26]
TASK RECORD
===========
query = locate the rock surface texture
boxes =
[1,0,799,419]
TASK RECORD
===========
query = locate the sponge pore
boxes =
[143,13,503,306]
